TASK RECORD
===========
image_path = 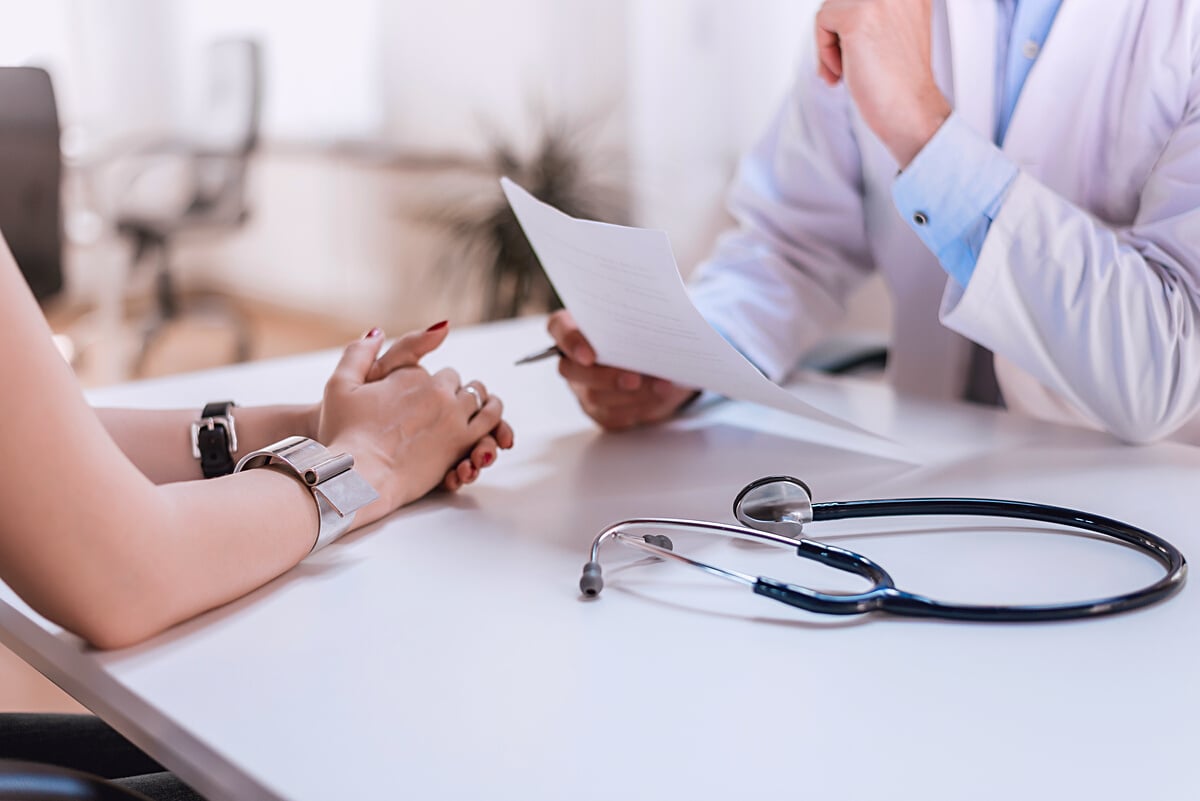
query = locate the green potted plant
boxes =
[416,113,628,321]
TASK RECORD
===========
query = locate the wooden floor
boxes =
[2,296,360,714]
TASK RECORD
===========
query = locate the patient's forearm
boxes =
[97,405,318,483]
[6,467,320,650]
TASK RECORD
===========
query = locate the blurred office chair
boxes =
[114,38,262,374]
[800,332,889,376]
[0,760,151,800]
[0,67,64,305]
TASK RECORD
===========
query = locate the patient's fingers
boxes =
[456,457,478,485]
[491,420,515,450]
[367,321,450,382]
[469,435,499,470]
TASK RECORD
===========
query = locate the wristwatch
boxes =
[234,436,380,553]
[192,401,239,478]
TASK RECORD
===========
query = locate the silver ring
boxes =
[462,384,484,415]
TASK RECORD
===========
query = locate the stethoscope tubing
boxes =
[797,497,1188,621]
[585,496,1188,622]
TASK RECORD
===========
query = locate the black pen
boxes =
[514,344,565,365]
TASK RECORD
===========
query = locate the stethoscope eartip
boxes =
[580,561,604,597]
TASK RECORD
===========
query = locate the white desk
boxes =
[2,316,1198,800]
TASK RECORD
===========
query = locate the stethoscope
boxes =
[580,476,1188,622]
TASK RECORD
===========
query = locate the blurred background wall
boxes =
[0,0,888,385]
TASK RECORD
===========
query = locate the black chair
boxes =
[0,761,150,801]
[113,38,262,374]
[0,67,63,304]
[800,331,889,375]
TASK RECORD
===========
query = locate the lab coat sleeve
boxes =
[941,97,1200,444]
[687,70,874,383]
[892,114,1019,289]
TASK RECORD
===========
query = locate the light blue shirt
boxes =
[891,0,1063,288]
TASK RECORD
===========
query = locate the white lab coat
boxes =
[689,0,1200,444]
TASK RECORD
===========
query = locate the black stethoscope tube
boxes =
[583,478,1189,623]
[788,497,1187,621]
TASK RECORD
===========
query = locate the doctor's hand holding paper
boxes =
[548,310,700,430]
[553,0,1200,444]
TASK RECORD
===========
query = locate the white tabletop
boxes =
[2,316,1197,801]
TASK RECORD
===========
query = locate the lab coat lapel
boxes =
[1000,1,1105,170]
[944,0,997,141]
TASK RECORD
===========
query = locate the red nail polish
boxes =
[481,452,493,466]
[426,320,448,332]
[363,327,381,339]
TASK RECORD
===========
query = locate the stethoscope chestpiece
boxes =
[733,475,814,540]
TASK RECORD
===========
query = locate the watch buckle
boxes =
[190,414,238,459]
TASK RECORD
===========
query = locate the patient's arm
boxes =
[96,405,318,484]
[0,237,512,649]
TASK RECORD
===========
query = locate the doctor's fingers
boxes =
[558,357,648,392]
[583,397,678,431]
[547,310,596,366]
[577,381,678,415]
[574,384,661,410]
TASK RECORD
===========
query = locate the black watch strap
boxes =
[193,401,238,478]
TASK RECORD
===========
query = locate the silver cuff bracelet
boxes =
[234,436,380,553]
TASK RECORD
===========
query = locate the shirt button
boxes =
[1022,40,1040,59]
[912,211,929,226]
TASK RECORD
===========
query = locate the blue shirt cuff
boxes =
[891,113,1019,287]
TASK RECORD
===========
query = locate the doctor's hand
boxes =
[548,310,700,431]
[815,0,951,167]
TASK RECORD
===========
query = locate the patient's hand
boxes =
[548,310,699,431]
[315,325,512,523]
[361,322,513,494]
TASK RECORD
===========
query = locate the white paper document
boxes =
[501,178,882,438]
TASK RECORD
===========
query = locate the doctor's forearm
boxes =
[892,114,1019,289]
[942,173,1200,443]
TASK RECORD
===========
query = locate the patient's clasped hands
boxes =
[314,321,514,527]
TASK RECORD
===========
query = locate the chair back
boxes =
[187,39,262,222]
[191,38,262,156]
[0,67,63,302]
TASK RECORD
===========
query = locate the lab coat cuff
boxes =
[892,114,1018,286]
